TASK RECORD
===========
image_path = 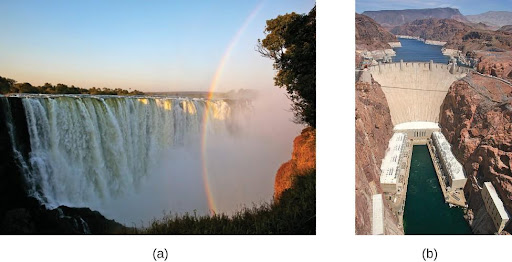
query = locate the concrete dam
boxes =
[368,61,470,125]
[367,61,476,234]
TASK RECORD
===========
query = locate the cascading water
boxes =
[10,94,241,209]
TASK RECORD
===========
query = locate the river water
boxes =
[403,146,472,234]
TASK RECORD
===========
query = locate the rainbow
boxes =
[201,1,264,214]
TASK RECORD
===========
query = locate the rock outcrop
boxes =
[439,73,512,234]
[356,13,398,51]
[498,25,512,33]
[274,127,316,201]
[473,51,512,82]
[355,75,402,235]
[362,7,468,29]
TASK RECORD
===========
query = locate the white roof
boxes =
[372,194,384,235]
[380,132,407,184]
[394,121,440,131]
[432,132,465,181]
[484,182,510,220]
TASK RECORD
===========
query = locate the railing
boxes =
[367,60,475,74]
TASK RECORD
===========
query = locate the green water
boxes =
[403,145,472,234]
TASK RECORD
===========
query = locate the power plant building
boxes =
[380,132,408,193]
[431,132,467,190]
[394,121,440,144]
[482,182,510,233]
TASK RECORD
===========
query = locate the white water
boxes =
[20,95,238,209]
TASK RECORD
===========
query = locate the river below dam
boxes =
[403,146,472,234]
[393,38,450,64]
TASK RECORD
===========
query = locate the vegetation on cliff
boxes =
[257,6,316,127]
[274,127,315,201]
[0,75,144,95]
[135,170,315,234]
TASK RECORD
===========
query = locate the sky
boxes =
[0,0,314,92]
[356,0,512,15]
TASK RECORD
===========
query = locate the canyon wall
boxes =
[439,73,512,234]
[355,76,402,235]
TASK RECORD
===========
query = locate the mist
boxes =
[95,87,303,226]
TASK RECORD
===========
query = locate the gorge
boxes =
[356,35,512,235]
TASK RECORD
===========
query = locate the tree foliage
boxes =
[0,75,144,96]
[257,6,316,127]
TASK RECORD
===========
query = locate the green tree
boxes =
[257,6,316,127]
[0,76,16,94]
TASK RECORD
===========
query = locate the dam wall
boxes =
[368,62,470,125]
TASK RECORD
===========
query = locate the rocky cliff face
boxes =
[274,127,315,201]
[362,8,468,29]
[474,51,512,82]
[439,73,512,234]
[356,14,397,51]
[355,75,402,235]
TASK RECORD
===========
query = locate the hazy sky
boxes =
[356,0,512,15]
[0,0,314,92]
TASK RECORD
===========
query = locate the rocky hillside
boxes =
[356,14,397,51]
[473,51,512,81]
[498,25,512,33]
[355,73,402,235]
[467,11,512,28]
[362,7,468,29]
[391,18,512,53]
[274,127,315,201]
[439,73,512,234]
[391,18,471,42]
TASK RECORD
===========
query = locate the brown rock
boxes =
[355,76,402,235]
[274,127,315,201]
[356,14,397,51]
[475,51,512,82]
[439,73,512,233]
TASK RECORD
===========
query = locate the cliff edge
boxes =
[274,127,316,201]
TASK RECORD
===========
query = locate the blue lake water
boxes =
[393,38,450,64]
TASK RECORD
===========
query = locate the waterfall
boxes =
[11,95,240,208]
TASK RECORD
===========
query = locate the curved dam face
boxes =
[369,62,470,125]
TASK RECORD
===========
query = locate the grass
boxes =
[129,169,315,234]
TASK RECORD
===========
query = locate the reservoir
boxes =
[403,146,472,234]
[393,38,450,64]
